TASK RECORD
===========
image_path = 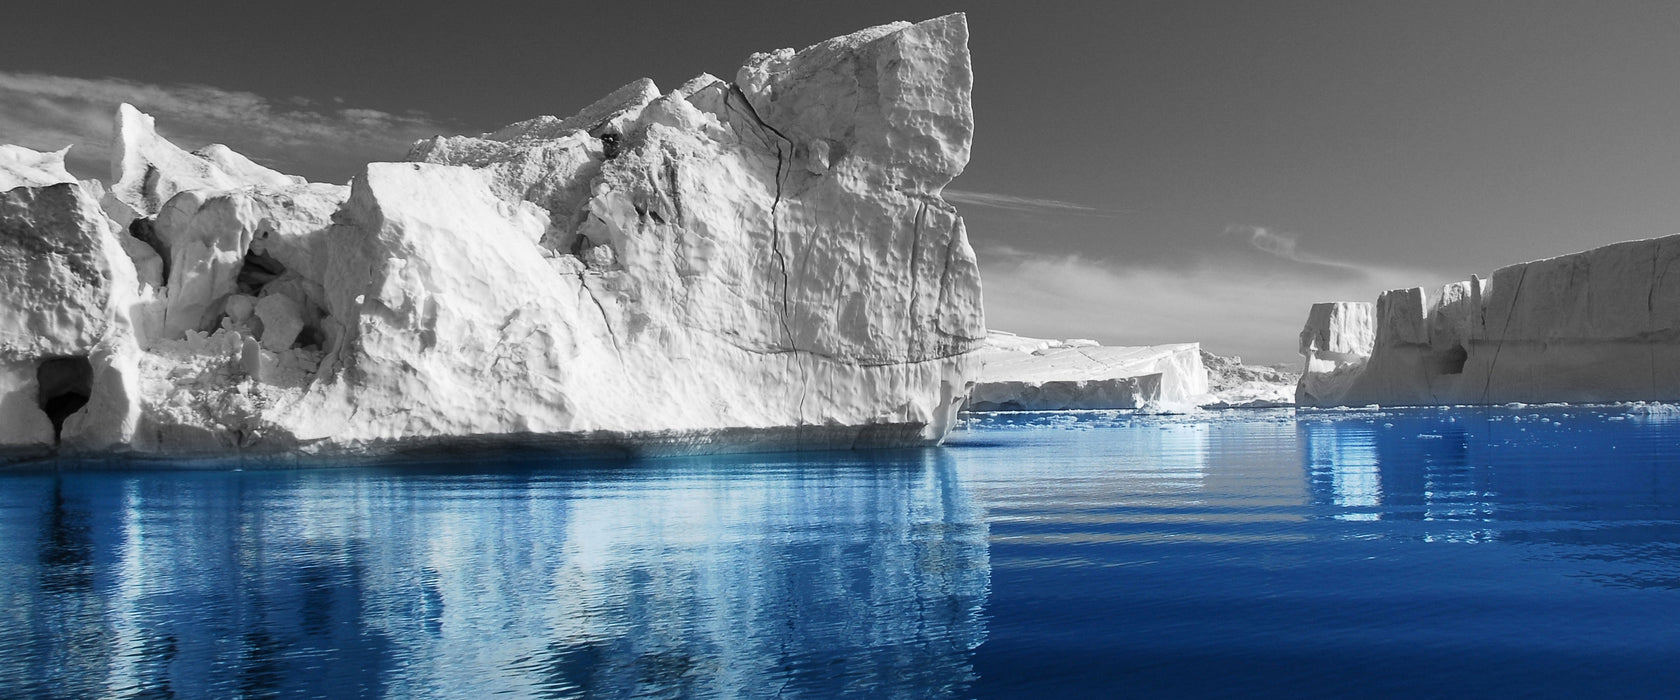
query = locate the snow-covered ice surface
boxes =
[0,145,77,191]
[0,14,985,464]
[1297,234,1680,407]
[107,104,305,223]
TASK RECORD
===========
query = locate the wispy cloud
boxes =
[1222,224,1369,272]
[944,188,1128,217]
[0,71,462,183]
[979,239,1450,366]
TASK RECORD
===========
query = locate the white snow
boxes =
[0,14,985,461]
[0,145,77,190]
[1298,234,1680,406]
[108,103,303,221]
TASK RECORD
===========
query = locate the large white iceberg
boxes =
[1297,234,1680,406]
[0,14,986,462]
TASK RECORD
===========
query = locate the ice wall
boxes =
[1296,302,1374,406]
[1297,234,1680,406]
[0,181,144,455]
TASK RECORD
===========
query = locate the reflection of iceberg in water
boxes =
[0,450,989,698]
[1059,420,1210,496]
[1302,416,1496,540]
[1294,406,1680,582]
[959,418,1227,553]
[362,451,989,697]
[1132,422,1211,495]
[3,473,397,698]
[1304,425,1381,520]
[0,477,104,694]
[1003,419,1209,498]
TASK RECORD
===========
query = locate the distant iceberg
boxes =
[964,331,1300,412]
[1297,234,1680,406]
[965,332,1208,411]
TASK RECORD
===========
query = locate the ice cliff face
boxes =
[0,181,143,451]
[1295,302,1375,405]
[0,14,985,461]
[1297,234,1680,406]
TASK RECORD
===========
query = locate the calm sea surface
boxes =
[3,405,1680,698]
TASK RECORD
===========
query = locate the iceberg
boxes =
[965,331,1208,411]
[1200,350,1299,409]
[0,14,985,462]
[1295,301,1375,406]
[1297,234,1680,406]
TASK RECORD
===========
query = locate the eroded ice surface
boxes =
[0,14,985,462]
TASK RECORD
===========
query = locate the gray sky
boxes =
[6,0,1680,365]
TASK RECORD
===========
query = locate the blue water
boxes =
[3,405,1679,698]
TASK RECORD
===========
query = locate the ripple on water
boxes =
[2,405,1679,697]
